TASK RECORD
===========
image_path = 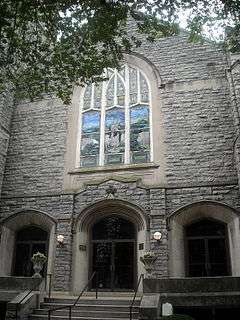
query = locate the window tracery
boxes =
[78,64,152,168]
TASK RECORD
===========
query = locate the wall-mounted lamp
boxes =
[57,234,64,246]
[153,231,162,242]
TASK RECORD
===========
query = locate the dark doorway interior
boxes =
[0,302,6,320]
[13,226,48,277]
[91,216,135,290]
[185,219,229,277]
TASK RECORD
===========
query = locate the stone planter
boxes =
[31,252,47,278]
[140,252,157,278]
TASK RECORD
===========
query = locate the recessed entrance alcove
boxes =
[168,201,240,278]
[72,199,149,293]
[0,209,56,277]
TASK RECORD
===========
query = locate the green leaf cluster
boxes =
[161,314,195,320]
[0,0,239,103]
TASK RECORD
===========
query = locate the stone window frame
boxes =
[75,62,153,169]
[66,53,166,184]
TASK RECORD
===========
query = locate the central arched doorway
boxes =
[91,215,136,290]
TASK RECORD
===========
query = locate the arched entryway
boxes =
[72,199,149,293]
[185,219,230,277]
[0,209,56,277]
[91,216,136,290]
[13,226,48,276]
[168,201,240,277]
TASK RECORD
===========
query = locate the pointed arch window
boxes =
[78,64,152,168]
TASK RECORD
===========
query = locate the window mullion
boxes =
[99,81,107,166]
[137,69,141,103]
[125,64,130,164]
[91,83,95,109]
[76,87,84,168]
[114,69,118,106]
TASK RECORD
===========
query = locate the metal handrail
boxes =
[129,273,144,320]
[46,273,52,298]
[15,280,43,320]
[47,271,98,320]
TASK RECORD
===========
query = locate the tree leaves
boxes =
[0,0,239,103]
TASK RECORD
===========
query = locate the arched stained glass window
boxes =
[78,64,152,168]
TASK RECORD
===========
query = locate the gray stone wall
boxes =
[165,183,240,216]
[0,89,14,196]
[134,34,237,185]
[1,98,67,197]
[228,55,240,188]
[0,34,240,290]
[0,193,74,290]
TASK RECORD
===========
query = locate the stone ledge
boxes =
[68,163,159,175]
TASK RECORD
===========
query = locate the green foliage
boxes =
[0,0,239,103]
[161,314,195,320]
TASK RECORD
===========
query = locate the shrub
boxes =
[161,315,195,320]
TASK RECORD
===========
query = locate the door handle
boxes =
[110,264,115,271]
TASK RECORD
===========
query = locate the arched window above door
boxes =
[77,64,152,168]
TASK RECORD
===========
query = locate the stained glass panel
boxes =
[140,72,149,103]
[83,85,92,110]
[94,83,102,109]
[105,108,125,164]
[129,67,138,105]
[117,75,125,106]
[106,77,114,108]
[119,66,125,80]
[79,65,151,167]
[130,105,150,163]
[80,111,100,167]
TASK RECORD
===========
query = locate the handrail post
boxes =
[96,272,98,299]
[129,305,132,320]
[48,273,52,298]
[129,273,144,320]
[47,271,96,319]
[69,306,72,320]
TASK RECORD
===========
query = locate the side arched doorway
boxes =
[91,216,136,290]
[168,201,240,277]
[185,219,230,277]
[13,226,48,277]
[0,209,56,277]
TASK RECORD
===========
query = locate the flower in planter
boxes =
[142,251,157,259]
[31,252,47,264]
[31,252,47,278]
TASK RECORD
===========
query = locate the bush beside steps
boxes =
[160,315,195,320]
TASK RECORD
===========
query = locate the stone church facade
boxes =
[0,30,240,306]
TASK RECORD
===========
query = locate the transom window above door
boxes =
[77,64,152,168]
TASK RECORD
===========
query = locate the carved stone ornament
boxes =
[105,185,117,198]
[140,251,157,278]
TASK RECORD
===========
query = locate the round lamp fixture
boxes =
[153,231,162,241]
[57,234,64,245]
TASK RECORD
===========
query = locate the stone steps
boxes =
[33,309,138,318]
[30,296,141,320]
[30,316,130,320]
[41,302,139,312]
